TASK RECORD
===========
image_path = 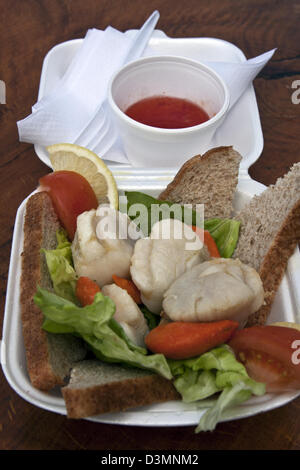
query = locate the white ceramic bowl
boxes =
[108,55,230,168]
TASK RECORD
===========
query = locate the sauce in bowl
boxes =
[125,95,210,129]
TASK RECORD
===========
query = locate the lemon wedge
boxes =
[47,143,119,209]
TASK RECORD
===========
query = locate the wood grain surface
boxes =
[1,0,300,451]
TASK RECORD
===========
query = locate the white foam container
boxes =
[1,32,300,427]
[1,174,300,427]
[33,30,264,173]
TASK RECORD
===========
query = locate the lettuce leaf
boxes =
[195,382,257,433]
[168,345,266,432]
[123,191,240,258]
[42,229,78,303]
[35,287,172,380]
[140,305,161,330]
[204,219,240,258]
[172,369,219,403]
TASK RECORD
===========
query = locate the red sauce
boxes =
[125,95,209,129]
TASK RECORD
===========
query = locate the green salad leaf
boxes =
[204,219,240,258]
[140,305,161,330]
[195,382,259,433]
[42,229,78,303]
[168,345,265,432]
[123,191,240,258]
[35,286,172,380]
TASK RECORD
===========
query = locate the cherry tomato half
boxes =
[229,325,300,392]
[39,170,98,240]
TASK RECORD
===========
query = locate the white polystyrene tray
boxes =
[1,173,300,426]
[33,31,264,176]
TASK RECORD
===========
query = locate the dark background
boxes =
[0,0,300,450]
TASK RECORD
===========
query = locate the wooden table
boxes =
[1,0,300,451]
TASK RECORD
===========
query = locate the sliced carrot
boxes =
[145,320,239,360]
[192,226,220,258]
[76,276,101,306]
[112,274,142,304]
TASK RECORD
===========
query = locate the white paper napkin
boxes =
[17,11,160,148]
[204,49,276,110]
[17,12,276,165]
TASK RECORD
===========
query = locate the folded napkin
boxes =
[17,11,160,150]
[204,50,276,110]
[18,28,126,145]
[17,12,276,165]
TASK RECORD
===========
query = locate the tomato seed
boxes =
[239,352,246,362]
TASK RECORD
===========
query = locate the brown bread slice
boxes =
[20,191,86,391]
[62,360,180,419]
[233,163,300,326]
[159,146,242,219]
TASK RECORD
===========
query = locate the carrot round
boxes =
[191,226,220,258]
[112,274,142,304]
[76,276,101,306]
[145,320,239,360]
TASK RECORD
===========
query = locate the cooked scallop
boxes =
[102,283,149,347]
[72,205,139,287]
[130,218,210,314]
[162,258,264,326]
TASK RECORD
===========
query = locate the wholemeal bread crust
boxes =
[62,374,180,419]
[246,199,300,326]
[20,191,64,390]
[159,149,215,200]
[158,146,241,218]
